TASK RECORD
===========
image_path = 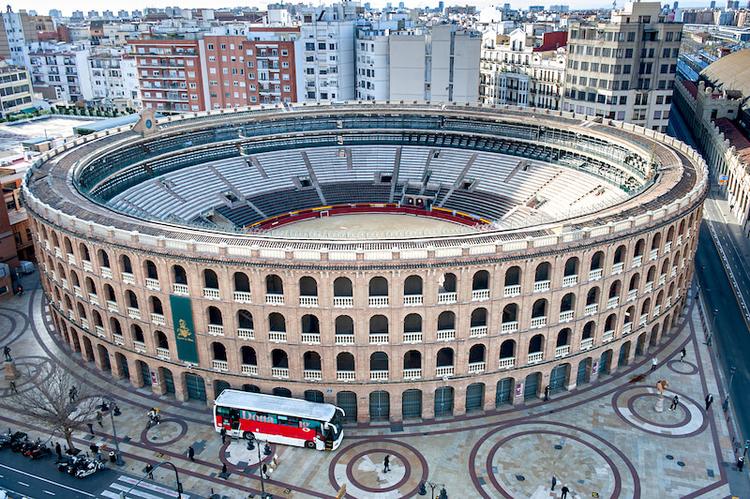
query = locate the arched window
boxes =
[241,346,257,366]
[335,315,354,336]
[534,262,551,283]
[613,245,626,265]
[334,277,353,297]
[370,352,389,372]
[301,314,320,335]
[651,232,662,251]
[85,277,96,295]
[528,334,544,353]
[126,290,138,309]
[439,273,457,293]
[79,243,91,262]
[269,312,286,332]
[120,254,133,274]
[369,315,389,335]
[104,283,116,302]
[505,266,521,287]
[604,313,617,332]
[582,321,595,339]
[437,311,455,330]
[531,299,547,319]
[590,251,604,272]
[150,296,163,315]
[472,270,489,291]
[131,324,144,343]
[436,347,454,367]
[586,287,600,306]
[404,275,423,296]
[368,277,388,297]
[304,351,322,371]
[336,352,355,371]
[234,272,250,292]
[499,340,515,359]
[403,350,422,370]
[155,331,169,349]
[271,349,289,368]
[629,273,640,291]
[144,260,158,280]
[299,276,318,297]
[556,328,571,346]
[560,293,575,313]
[564,257,579,278]
[172,265,187,285]
[404,313,422,333]
[98,249,110,268]
[266,275,284,295]
[207,306,223,326]
[110,317,122,336]
[238,310,254,330]
[502,304,518,330]
[469,344,486,364]
[470,308,487,327]
[204,269,219,290]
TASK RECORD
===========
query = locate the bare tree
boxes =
[10,363,100,450]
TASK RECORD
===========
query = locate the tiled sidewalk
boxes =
[0,282,746,498]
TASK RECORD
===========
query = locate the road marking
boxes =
[110,482,168,499]
[0,463,95,497]
[44,490,56,495]
[18,481,29,486]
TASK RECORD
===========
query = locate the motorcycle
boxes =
[74,456,105,479]
[10,434,29,453]
[57,454,84,474]
[0,431,25,450]
[23,439,51,460]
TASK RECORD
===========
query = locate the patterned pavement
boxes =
[0,276,746,498]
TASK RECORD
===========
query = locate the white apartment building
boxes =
[0,63,33,117]
[355,25,391,101]
[0,9,30,70]
[121,56,142,110]
[296,3,357,102]
[89,48,138,110]
[480,29,566,110]
[563,1,683,131]
[388,24,481,103]
[28,43,92,104]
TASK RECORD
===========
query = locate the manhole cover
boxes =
[677,461,686,467]
[666,455,674,460]
[554,444,563,450]
[515,475,525,481]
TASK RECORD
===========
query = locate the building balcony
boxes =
[527,352,544,364]
[436,329,456,341]
[80,318,89,331]
[335,334,355,345]
[301,333,321,344]
[145,278,160,291]
[299,296,318,307]
[499,357,515,369]
[268,331,287,343]
[241,364,258,376]
[156,347,170,360]
[468,361,486,374]
[623,322,633,335]
[133,341,146,354]
[203,288,220,300]
[607,297,619,309]
[271,367,289,379]
[631,255,643,268]
[611,262,624,275]
[530,316,547,329]
[555,345,570,358]
[151,313,165,326]
[122,272,135,285]
[588,268,603,281]
[580,337,594,350]
[627,289,638,302]
[368,296,388,307]
[106,300,118,313]
[369,334,389,345]
[95,325,106,338]
[237,328,255,340]
[73,286,83,299]
[533,280,550,293]
[127,307,141,320]
[639,315,648,327]
[333,296,353,307]
[585,304,598,316]
[304,369,322,381]
[501,321,518,333]
[207,324,224,336]
[337,371,355,381]
[403,332,423,343]
[83,260,93,273]
[370,370,389,381]
[504,285,521,297]
[101,267,113,279]
[649,249,658,261]
[436,365,454,377]
[113,334,124,346]
[562,275,578,287]
[559,311,574,323]
[172,283,188,295]
[437,292,457,304]
[403,368,422,380]
[470,326,488,338]
[602,330,615,343]
[472,289,490,301]
[232,291,252,303]
[404,294,423,306]
[266,293,284,305]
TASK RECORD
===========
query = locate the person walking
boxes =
[544,385,551,402]
[738,456,745,472]
[705,394,714,411]
[561,484,570,498]
[551,475,557,491]
[261,463,269,479]
[87,422,95,436]
[55,442,62,461]
[383,455,391,473]
[69,386,77,403]
[680,347,687,362]
[96,411,103,427]
[670,395,679,411]
[9,380,17,394]
[220,427,227,444]
[188,445,195,462]
[221,463,228,478]
[145,463,154,479]
[651,357,658,372]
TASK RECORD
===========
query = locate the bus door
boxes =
[224,409,241,436]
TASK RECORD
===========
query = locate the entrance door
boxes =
[434,387,454,417]
[598,350,612,375]
[549,364,569,393]
[524,373,540,400]
[369,391,390,421]
[496,378,513,407]
[161,368,175,394]
[185,373,206,402]
[402,390,422,419]
[304,390,324,403]
[337,392,357,423]
[138,361,152,387]
[576,358,591,385]
[465,383,485,412]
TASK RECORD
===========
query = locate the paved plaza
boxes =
[0,276,747,498]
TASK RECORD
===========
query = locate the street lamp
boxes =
[120,461,183,499]
[722,366,737,412]
[419,481,447,498]
[706,309,718,346]
[100,395,124,466]
[246,435,273,499]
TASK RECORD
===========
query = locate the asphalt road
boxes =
[0,448,113,498]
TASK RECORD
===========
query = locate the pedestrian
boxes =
[145,463,154,479]
[69,386,77,403]
[113,404,121,416]
[96,411,103,427]
[651,357,658,372]
[220,427,227,444]
[188,445,195,462]
[383,454,390,473]
[738,456,745,472]
[705,394,714,411]
[55,442,62,461]
[680,347,686,362]
[544,385,550,402]
[551,475,557,491]
[87,422,95,436]
[221,463,228,478]
[9,380,17,394]
[89,443,99,455]
[561,484,570,498]
[670,395,679,411]
[262,463,269,479]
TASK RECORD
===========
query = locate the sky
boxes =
[13,0,717,17]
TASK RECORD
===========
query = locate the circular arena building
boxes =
[24,103,708,422]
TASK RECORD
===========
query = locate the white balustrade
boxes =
[437,292,457,304]
[146,278,161,291]
[504,285,521,297]
[559,311,574,323]
[301,333,321,344]
[127,307,141,320]
[530,316,547,328]
[533,280,550,293]
[334,296,354,307]
[562,275,578,287]
[368,296,389,307]
[207,324,224,336]
[435,365,454,377]
[671,267,677,278]
[403,368,422,379]
[472,289,490,301]
[133,341,146,353]
[580,337,594,350]
[156,347,170,360]
[271,367,289,379]
[527,352,544,364]
[664,241,672,253]
[370,370,389,381]
[501,321,518,333]
[631,255,643,268]
[151,313,165,326]
[335,334,355,345]
[172,283,188,295]
[653,304,661,316]
[436,329,456,341]
[122,272,135,285]
[622,322,632,335]
[470,326,488,337]
[369,334,389,344]
[602,330,615,342]
[627,289,637,302]
[588,268,603,281]
[268,331,287,342]
[645,282,653,292]
[233,291,252,303]
[241,364,258,376]
[639,315,648,327]
[499,357,515,369]
[73,286,83,298]
[304,370,323,381]
[468,361,486,374]
[106,300,118,313]
[607,297,619,309]
[95,325,105,338]
[658,275,666,286]
[61,278,69,290]
[336,371,355,381]
[113,334,125,346]
[203,288,220,300]
[237,328,255,340]
[403,294,423,306]
[585,304,598,316]
[555,345,570,358]
[80,318,89,331]
[89,293,99,306]
[265,293,284,305]
[67,254,76,265]
[82,260,93,273]
[299,296,319,307]
[611,262,624,275]
[649,249,658,261]
[101,267,112,279]
[403,332,423,343]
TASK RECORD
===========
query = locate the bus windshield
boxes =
[328,410,344,439]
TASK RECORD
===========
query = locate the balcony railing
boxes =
[107,300,119,313]
[602,330,615,343]
[404,294,423,306]
[88,293,98,305]
[631,255,643,268]
[499,357,515,369]
[437,292,457,304]
[533,280,550,293]
[611,262,624,275]
[80,318,89,331]
[436,329,456,341]
[203,288,220,300]
[653,304,661,316]
[300,296,319,307]
[54,247,62,258]
[369,334,389,344]
[559,311,574,323]
[156,347,170,360]
[370,370,389,381]
[233,291,252,303]
[403,368,422,379]
[151,313,165,326]
[504,285,521,297]
[501,321,518,333]
[368,296,389,307]
[83,260,93,273]
[67,254,76,265]
[127,307,141,320]
[468,361,486,374]
[113,334,124,346]
[172,283,188,295]
[585,303,598,316]
[304,369,322,381]
[269,331,287,342]
[607,297,619,309]
[266,293,284,305]
[580,337,594,350]
[238,328,255,340]
[335,334,355,345]
[627,289,638,302]
[470,326,488,337]
[337,371,355,381]
[639,315,648,327]
[207,324,224,336]
[101,267,113,279]
[435,365,454,377]
[241,364,258,376]
[527,352,544,364]
[588,268,603,281]
[555,345,570,358]
[530,316,547,328]
[271,367,289,379]
[403,332,423,343]
[649,249,658,261]
[301,333,321,344]
[644,282,653,293]
[671,267,677,278]
[61,278,69,290]
[562,275,578,287]
[472,289,490,301]
[95,325,106,338]
[658,275,666,287]
[133,341,146,354]
[664,241,672,253]
[122,272,135,285]
[146,278,160,291]
[334,296,353,307]
[622,322,632,335]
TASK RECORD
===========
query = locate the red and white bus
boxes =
[213,390,345,451]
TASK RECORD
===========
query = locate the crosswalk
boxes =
[99,475,191,499]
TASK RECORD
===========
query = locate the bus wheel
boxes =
[243,431,254,441]
[304,440,316,449]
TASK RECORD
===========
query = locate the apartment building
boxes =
[296,3,357,102]
[0,8,30,69]
[28,43,92,103]
[480,29,566,109]
[563,1,683,131]
[389,24,481,103]
[355,25,391,101]
[89,48,134,110]
[19,11,56,43]
[0,63,33,117]
[129,38,205,114]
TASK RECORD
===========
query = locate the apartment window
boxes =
[282,62,289,68]
[662,48,670,58]
[281,49,288,56]
[623,65,631,74]
[318,43,325,50]
[220,44,226,50]
[665,32,673,42]
[627,32,635,42]
[625,48,633,58]
[656,95,664,104]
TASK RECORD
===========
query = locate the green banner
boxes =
[169,295,199,363]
